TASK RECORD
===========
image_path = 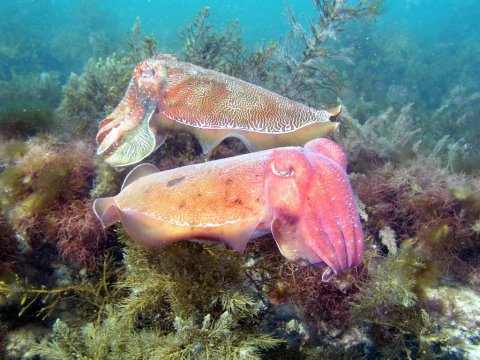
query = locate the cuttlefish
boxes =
[96,54,341,167]
[93,138,363,280]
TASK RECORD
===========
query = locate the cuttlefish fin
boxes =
[195,132,228,155]
[121,163,160,190]
[196,130,258,155]
[215,219,261,253]
[93,197,120,228]
[105,103,165,168]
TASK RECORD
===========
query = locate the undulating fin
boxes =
[121,163,160,190]
[304,138,347,170]
[104,103,160,167]
[218,219,262,253]
[196,133,227,155]
[93,197,120,228]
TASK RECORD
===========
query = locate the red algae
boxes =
[48,199,106,267]
[0,137,105,267]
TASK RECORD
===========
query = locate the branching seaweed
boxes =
[180,7,244,77]
[34,232,281,359]
[267,0,384,105]
[128,17,158,62]
[17,254,124,323]
[56,55,133,136]
[352,240,437,358]
[336,103,422,170]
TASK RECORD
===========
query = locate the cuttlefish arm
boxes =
[93,139,363,279]
[264,138,363,281]
[96,65,167,167]
[96,55,340,168]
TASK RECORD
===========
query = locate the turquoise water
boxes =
[1,0,479,109]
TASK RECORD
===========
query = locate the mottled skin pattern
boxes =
[93,139,363,280]
[96,54,340,167]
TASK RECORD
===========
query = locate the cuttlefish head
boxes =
[96,59,169,167]
[265,139,364,281]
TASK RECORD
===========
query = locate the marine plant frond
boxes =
[269,0,384,104]
[215,290,260,318]
[149,313,280,360]
[336,103,422,167]
[180,7,244,76]
[0,280,14,307]
[37,308,280,360]
[127,17,158,62]
[18,254,125,322]
[351,240,442,357]
[56,54,133,136]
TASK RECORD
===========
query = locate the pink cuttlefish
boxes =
[93,138,363,281]
[96,54,341,168]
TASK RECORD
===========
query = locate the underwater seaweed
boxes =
[0,137,106,267]
[343,27,480,173]
[89,159,123,199]
[353,156,480,274]
[245,236,367,354]
[351,240,438,359]
[16,254,124,323]
[128,17,158,63]
[56,55,133,137]
[118,233,256,324]
[47,199,106,267]
[0,215,18,274]
[265,0,384,105]
[33,233,281,359]
[336,104,421,171]
[36,309,279,360]
[180,7,244,77]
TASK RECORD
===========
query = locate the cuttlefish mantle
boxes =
[93,138,363,280]
[96,54,341,167]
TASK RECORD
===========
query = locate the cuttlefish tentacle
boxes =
[93,139,364,279]
[96,54,341,167]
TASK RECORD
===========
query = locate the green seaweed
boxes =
[180,7,244,77]
[118,232,258,323]
[17,254,124,322]
[36,309,279,360]
[33,232,281,359]
[89,160,122,199]
[128,17,158,62]
[55,55,133,136]
[351,240,440,359]
[265,0,384,105]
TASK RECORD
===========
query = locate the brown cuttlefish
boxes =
[94,138,363,281]
[96,54,341,167]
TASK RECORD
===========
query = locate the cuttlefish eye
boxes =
[270,163,294,177]
[140,68,156,78]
